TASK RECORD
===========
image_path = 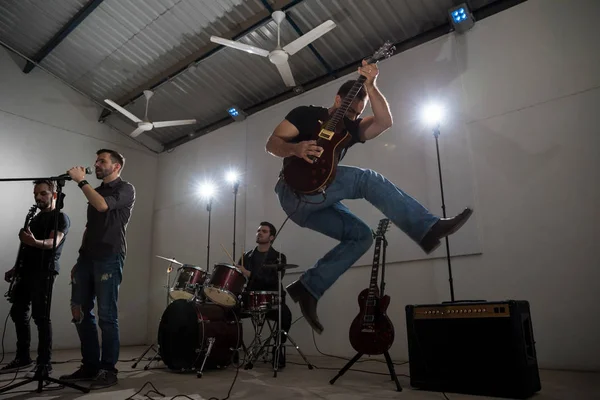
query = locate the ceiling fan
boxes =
[210,10,336,87]
[104,90,197,137]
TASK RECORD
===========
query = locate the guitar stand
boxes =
[329,221,402,392]
[329,351,402,392]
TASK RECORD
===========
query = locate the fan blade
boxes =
[210,36,270,57]
[152,119,197,128]
[130,126,146,138]
[104,99,142,123]
[283,20,336,56]
[275,61,295,87]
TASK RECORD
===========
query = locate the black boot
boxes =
[419,208,473,254]
[286,280,323,334]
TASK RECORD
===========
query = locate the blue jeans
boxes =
[71,253,123,372]
[275,166,439,300]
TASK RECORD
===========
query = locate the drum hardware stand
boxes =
[132,259,176,369]
[196,337,216,378]
[245,264,314,376]
[0,175,89,395]
[329,230,402,392]
[243,312,276,368]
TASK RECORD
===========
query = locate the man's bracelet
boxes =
[78,180,89,189]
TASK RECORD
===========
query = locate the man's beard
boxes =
[36,200,51,210]
[96,167,112,179]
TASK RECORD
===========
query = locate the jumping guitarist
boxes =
[266,53,473,335]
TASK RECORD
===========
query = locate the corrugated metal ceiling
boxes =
[0,0,516,151]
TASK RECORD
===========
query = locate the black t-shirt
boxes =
[21,210,70,272]
[284,105,365,162]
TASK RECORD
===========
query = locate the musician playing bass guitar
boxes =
[2,179,70,376]
[266,58,473,334]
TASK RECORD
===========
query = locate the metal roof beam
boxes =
[23,0,104,74]
[98,0,307,122]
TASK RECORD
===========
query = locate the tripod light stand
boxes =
[432,123,455,302]
[225,170,240,262]
[206,197,213,273]
[422,103,455,302]
[198,181,216,274]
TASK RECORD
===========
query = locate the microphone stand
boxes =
[0,176,89,395]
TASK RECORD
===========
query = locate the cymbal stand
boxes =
[132,261,174,369]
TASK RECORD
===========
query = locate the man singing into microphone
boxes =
[1,180,70,376]
[60,149,135,388]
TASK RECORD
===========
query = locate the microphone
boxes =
[55,167,93,181]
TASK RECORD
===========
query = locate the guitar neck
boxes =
[367,236,383,299]
[324,75,367,131]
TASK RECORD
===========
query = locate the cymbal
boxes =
[263,263,299,269]
[155,255,184,266]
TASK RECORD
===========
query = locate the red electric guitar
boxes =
[349,218,394,355]
[281,41,395,195]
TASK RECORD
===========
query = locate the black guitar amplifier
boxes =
[405,300,541,399]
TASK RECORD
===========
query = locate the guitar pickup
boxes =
[318,129,334,140]
[366,300,377,307]
[363,315,374,323]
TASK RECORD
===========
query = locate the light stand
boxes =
[432,124,455,302]
[206,197,213,274]
[0,175,89,395]
[232,181,239,262]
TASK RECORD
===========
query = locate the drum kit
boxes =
[132,254,313,378]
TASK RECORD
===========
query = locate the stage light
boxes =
[225,170,239,185]
[227,105,246,121]
[422,103,445,127]
[449,3,475,33]
[198,181,216,200]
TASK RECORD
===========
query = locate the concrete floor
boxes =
[0,346,598,399]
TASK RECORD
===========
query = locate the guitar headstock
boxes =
[365,41,396,64]
[27,205,37,220]
[374,218,391,238]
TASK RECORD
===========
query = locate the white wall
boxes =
[151,0,600,371]
[0,46,158,353]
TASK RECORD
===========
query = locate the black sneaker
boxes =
[25,363,53,378]
[59,366,98,382]
[89,369,118,389]
[0,358,34,374]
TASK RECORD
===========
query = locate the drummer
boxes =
[237,222,292,365]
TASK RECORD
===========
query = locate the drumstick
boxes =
[220,244,235,265]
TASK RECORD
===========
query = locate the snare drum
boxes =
[203,263,248,307]
[245,291,280,312]
[170,264,207,301]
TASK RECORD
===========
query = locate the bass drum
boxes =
[157,299,242,371]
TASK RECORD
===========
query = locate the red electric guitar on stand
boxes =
[281,41,395,195]
[330,218,402,391]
